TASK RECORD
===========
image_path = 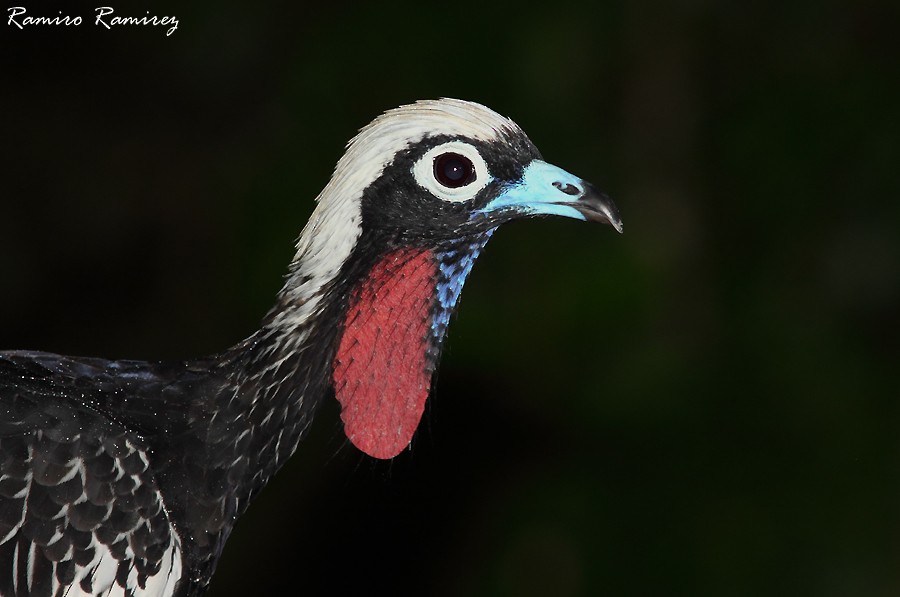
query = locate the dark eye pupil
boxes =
[434,152,476,188]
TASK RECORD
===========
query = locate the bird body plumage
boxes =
[0,99,621,596]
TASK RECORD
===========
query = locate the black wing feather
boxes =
[0,352,183,597]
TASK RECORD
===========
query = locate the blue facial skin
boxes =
[431,231,495,356]
[477,160,590,222]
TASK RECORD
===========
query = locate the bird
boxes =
[0,98,622,597]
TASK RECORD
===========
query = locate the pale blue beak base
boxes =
[476,160,622,231]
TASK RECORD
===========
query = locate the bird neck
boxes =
[218,229,495,498]
[215,285,345,504]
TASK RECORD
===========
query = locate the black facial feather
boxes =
[360,130,542,242]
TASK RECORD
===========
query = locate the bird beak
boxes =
[479,160,623,232]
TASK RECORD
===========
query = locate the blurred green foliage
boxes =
[2,0,898,595]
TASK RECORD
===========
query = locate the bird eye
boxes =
[412,141,491,203]
[434,153,476,188]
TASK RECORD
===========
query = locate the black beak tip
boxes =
[576,185,623,233]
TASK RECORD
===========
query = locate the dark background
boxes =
[2,1,899,595]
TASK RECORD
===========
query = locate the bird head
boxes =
[276,99,621,459]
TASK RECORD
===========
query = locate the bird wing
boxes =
[0,352,183,597]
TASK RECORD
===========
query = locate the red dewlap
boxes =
[333,248,437,459]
